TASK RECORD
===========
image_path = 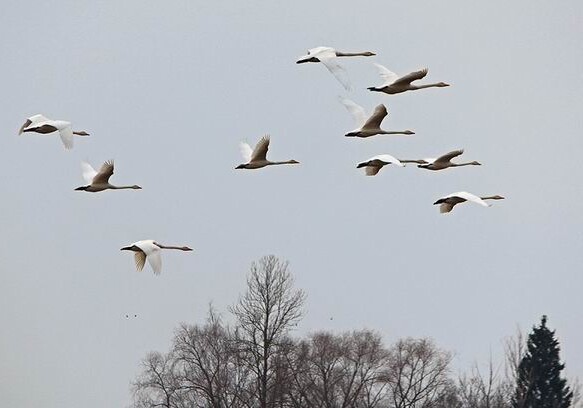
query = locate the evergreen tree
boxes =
[512,315,573,408]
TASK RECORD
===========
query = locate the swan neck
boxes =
[336,51,367,57]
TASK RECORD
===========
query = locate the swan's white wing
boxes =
[147,251,162,275]
[81,162,98,184]
[134,252,146,272]
[361,105,388,130]
[319,56,352,91]
[440,203,455,214]
[449,191,490,207]
[338,96,367,127]
[27,114,51,125]
[434,149,464,165]
[370,154,404,167]
[373,63,400,86]
[93,161,115,184]
[365,166,382,176]
[250,135,270,162]
[58,125,74,150]
[240,142,253,162]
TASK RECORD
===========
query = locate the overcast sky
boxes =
[1,1,582,407]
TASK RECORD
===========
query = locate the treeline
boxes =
[131,256,579,408]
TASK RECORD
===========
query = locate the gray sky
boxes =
[1,1,582,406]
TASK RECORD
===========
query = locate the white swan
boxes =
[356,154,405,176]
[75,160,142,192]
[296,47,376,90]
[236,135,299,170]
[120,240,193,275]
[18,114,89,150]
[368,64,449,95]
[338,97,415,138]
[433,192,505,213]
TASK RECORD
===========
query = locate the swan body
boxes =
[236,135,299,170]
[357,154,405,176]
[338,97,414,138]
[433,192,505,214]
[368,64,450,95]
[414,149,481,170]
[296,47,376,91]
[75,160,142,192]
[18,114,89,150]
[121,240,193,275]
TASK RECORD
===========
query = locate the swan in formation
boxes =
[296,46,376,90]
[18,114,89,150]
[405,149,481,170]
[236,135,299,170]
[433,192,505,214]
[368,64,450,95]
[356,154,405,176]
[75,160,142,192]
[121,240,193,275]
[338,97,414,138]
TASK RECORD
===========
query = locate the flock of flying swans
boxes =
[17,45,504,273]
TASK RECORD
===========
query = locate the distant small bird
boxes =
[18,114,89,150]
[368,64,449,95]
[408,149,481,171]
[433,192,505,214]
[338,97,414,138]
[75,160,142,192]
[296,46,376,90]
[357,154,405,176]
[121,240,193,275]
[236,135,299,170]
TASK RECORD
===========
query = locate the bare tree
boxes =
[285,330,390,408]
[132,351,184,408]
[171,307,252,408]
[384,337,453,408]
[230,255,306,408]
[457,358,511,408]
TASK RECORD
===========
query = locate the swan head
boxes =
[131,185,142,189]
[491,195,505,200]
[74,185,89,191]
[436,82,450,87]
[180,246,194,251]
[74,131,90,136]
[472,161,482,165]
[362,51,376,56]
[288,160,300,164]
[403,130,415,135]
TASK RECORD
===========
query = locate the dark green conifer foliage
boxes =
[512,315,573,408]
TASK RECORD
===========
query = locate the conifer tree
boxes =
[513,315,573,408]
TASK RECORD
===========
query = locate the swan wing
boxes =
[319,54,352,91]
[58,125,74,150]
[449,191,490,207]
[439,203,455,213]
[361,104,388,130]
[147,251,162,275]
[433,149,464,165]
[338,96,367,127]
[19,114,51,134]
[365,166,382,176]
[240,142,253,162]
[250,135,270,162]
[373,63,400,86]
[81,161,98,184]
[93,160,115,184]
[393,68,429,86]
[370,154,404,167]
[134,252,146,272]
